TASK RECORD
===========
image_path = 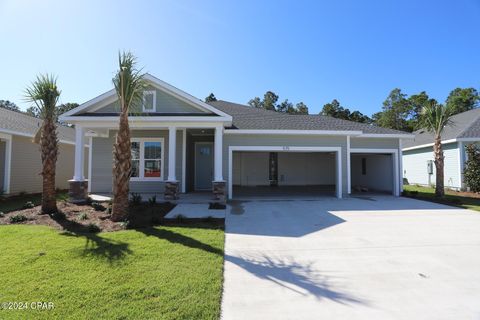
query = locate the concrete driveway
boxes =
[221,196,480,320]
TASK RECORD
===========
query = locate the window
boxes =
[130,138,164,180]
[142,90,156,112]
[361,158,367,175]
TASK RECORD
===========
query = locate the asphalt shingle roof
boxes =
[0,107,75,143]
[208,100,408,134]
[403,108,480,148]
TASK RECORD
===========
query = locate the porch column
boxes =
[214,126,223,181]
[167,126,177,181]
[165,126,179,200]
[69,125,88,203]
[73,125,85,181]
[212,126,226,204]
[458,141,465,190]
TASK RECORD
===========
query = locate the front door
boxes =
[195,142,214,190]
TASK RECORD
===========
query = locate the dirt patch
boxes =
[0,201,176,232]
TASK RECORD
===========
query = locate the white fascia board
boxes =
[69,120,231,129]
[59,89,117,120]
[62,116,231,123]
[402,139,457,151]
[457,137,480,142]
[0,128,85,147]
[223,129,362,136]
[358,133,415,139]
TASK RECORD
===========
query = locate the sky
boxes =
[0,0,479,116]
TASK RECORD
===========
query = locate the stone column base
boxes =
[164,181,179,200]
[68,180,88,204]
[212,180,226,204]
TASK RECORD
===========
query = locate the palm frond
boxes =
[24,74,61,120]
[420,100,453,136]
[112,51,146,114]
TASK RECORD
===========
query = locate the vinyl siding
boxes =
[0,141,5,192]
[93,87,206,114]
[9,136,88,194]
[90,130,184,194]
[403,142,460,189]
[350,137,399,149]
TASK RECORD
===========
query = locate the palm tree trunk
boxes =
[433,134,445,197]
[111,111,131,221]
[40,117,58,214]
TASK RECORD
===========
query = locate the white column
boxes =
[458,141,465,190]
[73,126,85,181]
[214,126,223,181]
[167,126,177,181]
[346,136,351,194]
[399,139,403,192]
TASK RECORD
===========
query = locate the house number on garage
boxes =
[282,146,290,150]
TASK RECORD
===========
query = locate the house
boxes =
[0,107,88,195]
[59,74,413,202]
[403,108,480,190]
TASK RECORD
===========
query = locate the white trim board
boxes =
[0,133,12,194]
[349,148,400,196]
[228,146,343,199]
[224,129,362,136]
[130,137,165,182]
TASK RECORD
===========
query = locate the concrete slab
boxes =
[89,194,111,202]
[164,203,225,219]
[221,196,480,320]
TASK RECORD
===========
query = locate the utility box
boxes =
[427,160,434,175]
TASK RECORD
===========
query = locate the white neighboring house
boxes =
[0,107,88,195]
[59,73,414,202]
[402,108,480,190]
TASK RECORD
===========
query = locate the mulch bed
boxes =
[0,200,177,233]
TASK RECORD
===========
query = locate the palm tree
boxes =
[25,74,61,214]
[111,52,145,221]
[420,100,453,197]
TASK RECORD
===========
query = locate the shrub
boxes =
[148,195,157,206]
[23,201,35,209]
[464,144,480,192]
[119,220,131,229]
[10,214,28,223]
[51,211,66,220]
[87,223,101,233]
[175,214,186,222]
[91,202,106,211]
[130,193,142,205]
[0,211,4,218]
[79,212,88,220]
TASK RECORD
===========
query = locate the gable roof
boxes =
[208,100,410,135]
[403,108,480,149]
[0,107,75,143]
[60,73,232,120]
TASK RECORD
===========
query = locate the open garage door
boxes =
[228,147,342,199]
[350,149,399,196]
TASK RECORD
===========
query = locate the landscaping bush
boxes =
[87,223,101,233]
[23,201,35,209]
[148,195,157,206]
[51,211,66,221]
[130,193,142,205]
[91,202,106,211]
[79,212,89,220]
[10,214,28,223]
[464,144,480,192]
[0,211,4,218]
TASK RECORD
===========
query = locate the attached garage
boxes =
[228,146,342,199]
[349,149,399,196]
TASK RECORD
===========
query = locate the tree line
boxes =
[205,87,479,132]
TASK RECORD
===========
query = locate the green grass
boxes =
[0,192,69,213]
[0,224,224,319]
[403,185,480,212]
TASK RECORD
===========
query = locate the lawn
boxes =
[0,191,68,213]
[0,223,224,319]
[403,185,480,212]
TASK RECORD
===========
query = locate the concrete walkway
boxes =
[221,196,480,320]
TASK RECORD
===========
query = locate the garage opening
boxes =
[232,151,337,199]
[350,153,394,194]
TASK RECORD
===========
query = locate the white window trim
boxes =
[142,90,157,112]
[130,138,165,181]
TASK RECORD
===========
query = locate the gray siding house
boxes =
[0,108,88,195]
[59,74,413,201]
[403,108,480,190]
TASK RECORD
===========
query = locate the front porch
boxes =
[69,125,227,204]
